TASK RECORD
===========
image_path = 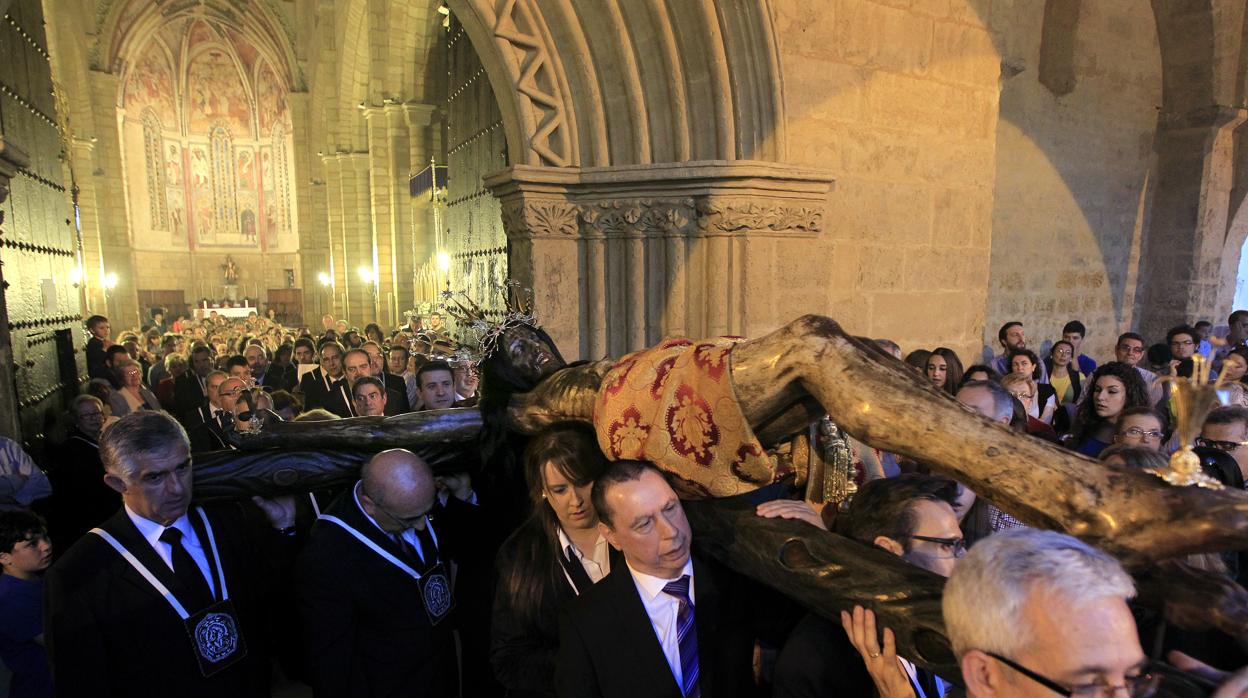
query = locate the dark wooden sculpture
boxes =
[190,314,1248,672]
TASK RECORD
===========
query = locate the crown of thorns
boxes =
[440,280,538,359]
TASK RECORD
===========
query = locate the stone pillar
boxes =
[70,137,103,313]
[363,102,437,328]
[485,162,833,360]
[88,70,139,327]
[1137,106,1247,339]
[322,152,373,325]
[0,137,29,439]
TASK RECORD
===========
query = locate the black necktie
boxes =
[916,668,940,698]
[159,527,214,611]
[413,522,439,568]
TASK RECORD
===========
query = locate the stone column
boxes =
[88,70,139,326]
[485,162,833,360]
[363,102,437,328]
[0,136,29,438]
[323,152,373,324]
[1137,106,1247,339]
[69,137,103,313]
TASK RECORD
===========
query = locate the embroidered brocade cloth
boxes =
[593,337,777,498]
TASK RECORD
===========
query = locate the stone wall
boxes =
[986,0,1162,362]
[771,0,1000,362]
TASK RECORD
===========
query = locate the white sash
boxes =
[319,514,427,580]
[90,507,228,620]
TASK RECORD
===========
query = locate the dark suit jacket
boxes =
[491,519,623,697]
[299,368,354,417]
[86,337,110,382]
[555,555,758,698]
[296,489,479,698]
[46,431,119,552]
[381,373,411,413]
[174,371,209,425]
[772,613,875,698]
[187,406,232,452]
[44,504,294,698]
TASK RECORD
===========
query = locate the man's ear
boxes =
[960,650,999,697]
[873,535,905,557]
[103,472,128,496]
[599,521,620,551]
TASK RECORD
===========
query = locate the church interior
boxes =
[5,0,1248,695]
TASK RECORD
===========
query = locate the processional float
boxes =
[191,291,1248,681]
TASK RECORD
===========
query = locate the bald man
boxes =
[296,449,478,697]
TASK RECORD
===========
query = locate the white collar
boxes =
[627,558,695,603]
[556,526,607,561]
[124,503,195,549]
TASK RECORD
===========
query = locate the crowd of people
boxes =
[3,307,1248,697]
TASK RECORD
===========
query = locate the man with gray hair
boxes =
[943,529,1154,697]
[44,410,296,697]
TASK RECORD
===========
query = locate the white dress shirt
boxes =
[627,559,696,689]
[557,527,611,584]
[124,504,216,598]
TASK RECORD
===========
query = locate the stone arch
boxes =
[447,0,788,168]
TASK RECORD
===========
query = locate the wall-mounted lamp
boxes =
[435,251,450,273]
[103,272,119,290]
[317,272,332,287]
[358,266,375,283]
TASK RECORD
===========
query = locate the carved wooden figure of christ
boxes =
[192,315,1248,677]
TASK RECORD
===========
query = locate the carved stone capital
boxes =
[500,199,579,239]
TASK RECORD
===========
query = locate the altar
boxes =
[195,305,256,320]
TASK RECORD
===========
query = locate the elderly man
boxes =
[1113,332,1162,406]
[772,476,964,698]
[297,449,479,697]
[555,461,760,698]
[188,373,244,452]
[388,344,420,408]
[244,344,284,392]
[44,411,296,697]
[944,529,1151,697]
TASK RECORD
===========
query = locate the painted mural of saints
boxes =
[241,209,257,244]
[191,148,210,189]
[165,144,182,186]
[238,150,254,190]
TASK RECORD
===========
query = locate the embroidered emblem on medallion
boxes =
[194,612,239,662]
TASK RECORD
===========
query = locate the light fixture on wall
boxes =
[358,266,375,283]
[318,271,332,287]
[103,272,119,290]
[69,265,83,287]
[435,251,450,273]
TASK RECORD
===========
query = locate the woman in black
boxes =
[490,422,616,697]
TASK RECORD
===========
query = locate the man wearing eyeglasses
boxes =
[771,475,965,698]
[296,449,478,698]
[1199,406,1248,484]
[1113,333,1162,406]
[187,373,243,452]
[944,529,1156,698]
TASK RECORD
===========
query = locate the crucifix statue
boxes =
[192,307,1248,679]
[221,255,239,285]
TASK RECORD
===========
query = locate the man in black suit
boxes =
[187,373,243,452]
[243,344,285,392]
[555,461,759,698]
[85,315,112,382]
[345,348,410,415]
[44,410,296,698]
[770,475,964,698]
[299,341,351,416]
[175,345,216,426]
[362,341,413,411]
[296,448,478,698]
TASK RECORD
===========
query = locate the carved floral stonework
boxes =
[697,198,823,235]
[579,199,696,237]
[500,199,579,238]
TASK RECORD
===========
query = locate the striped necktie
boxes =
[662,575,700,698]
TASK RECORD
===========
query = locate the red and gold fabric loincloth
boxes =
[593,337,777,498]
